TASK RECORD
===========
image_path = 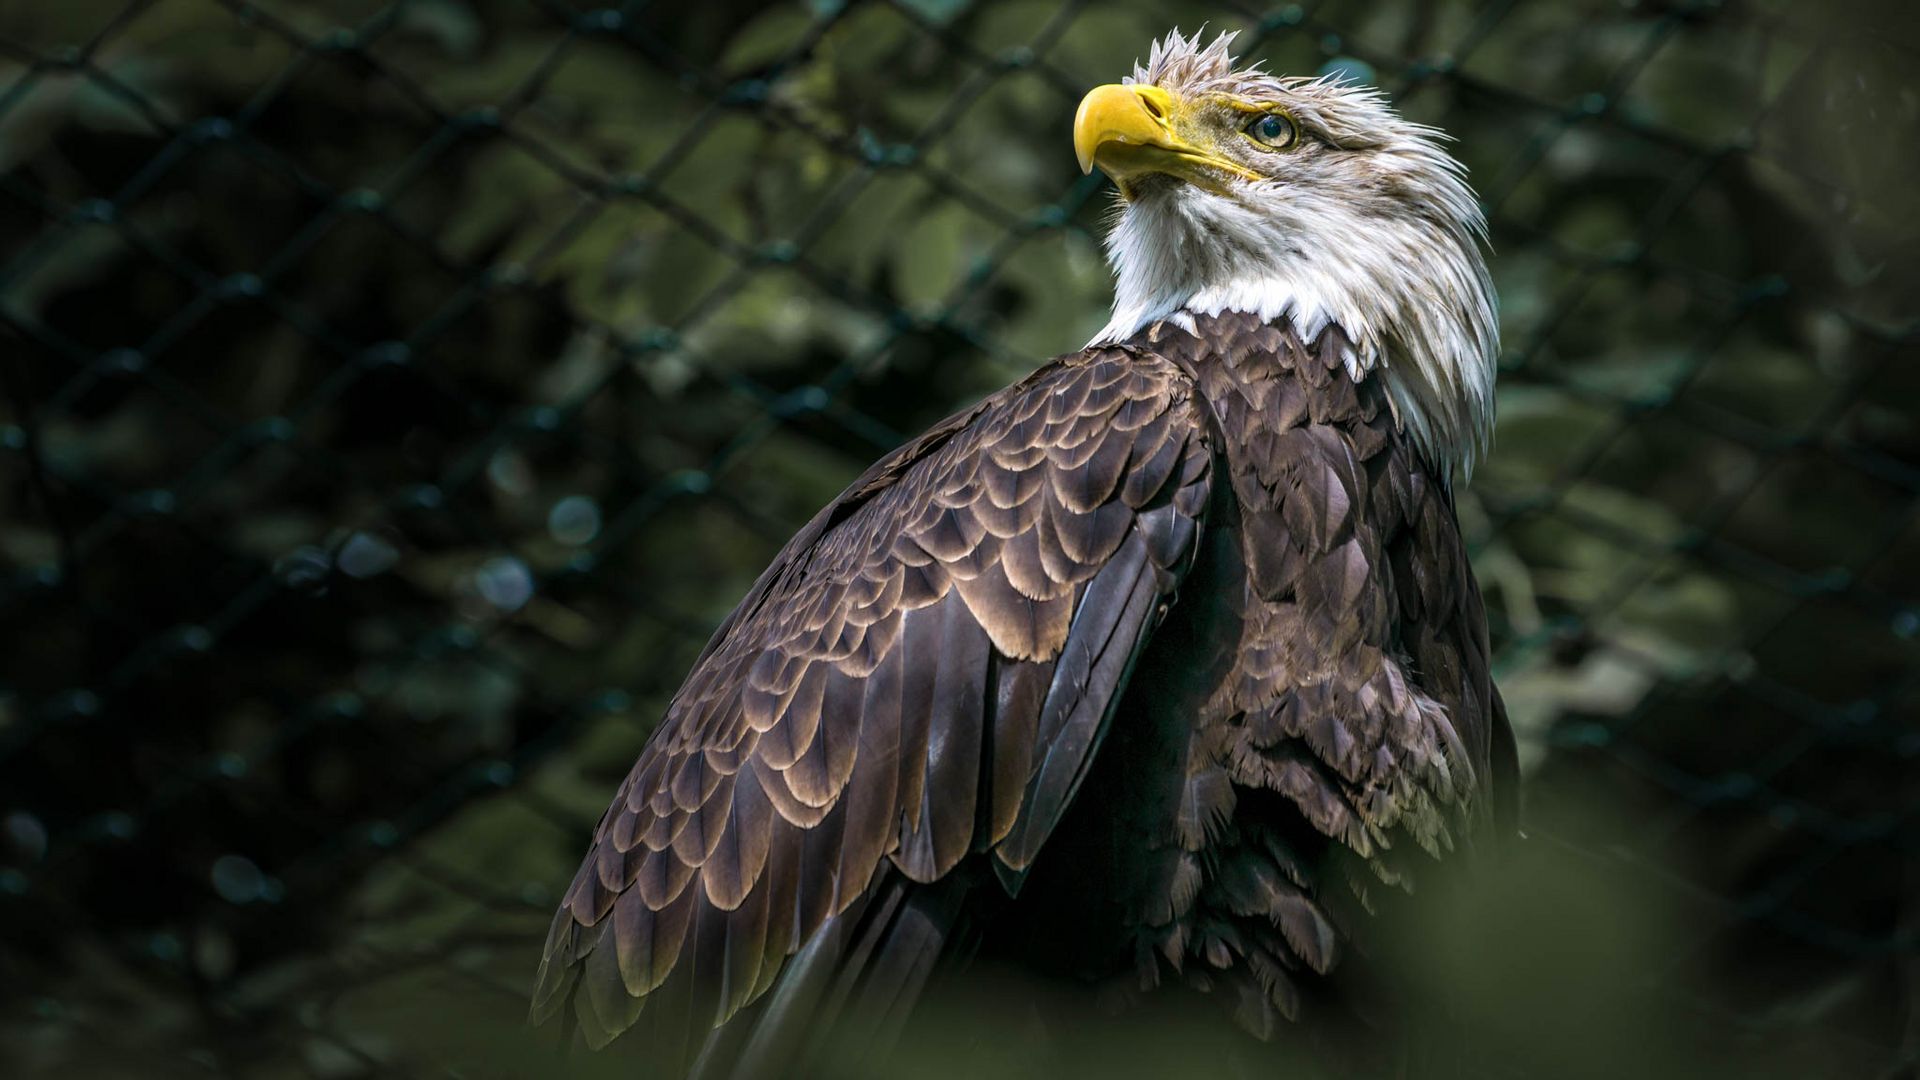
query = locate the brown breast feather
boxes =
[1124,311,1507,1041]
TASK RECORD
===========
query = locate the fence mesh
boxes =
[2,0,1916,1076]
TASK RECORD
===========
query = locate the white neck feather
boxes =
[1091,183,1498,485]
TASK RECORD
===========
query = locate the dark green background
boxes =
[1,0,1915,1075]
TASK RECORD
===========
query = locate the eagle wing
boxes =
[530,346,1213,1054]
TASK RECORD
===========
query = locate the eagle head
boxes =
[1076,30,1498,482]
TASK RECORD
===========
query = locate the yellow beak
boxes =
[1073,84,1178,174]
[1072,83,1259,193]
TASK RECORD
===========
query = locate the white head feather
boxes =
[1092,30,1499,484]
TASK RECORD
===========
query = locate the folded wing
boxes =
[530,346,1214,1059]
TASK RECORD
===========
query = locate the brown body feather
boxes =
[532,311,1513,1072]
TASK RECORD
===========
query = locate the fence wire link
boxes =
[1,0,1916,1076]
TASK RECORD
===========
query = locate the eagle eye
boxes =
[1244,112,1296,150]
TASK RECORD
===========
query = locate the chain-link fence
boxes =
[1,0,1915,1076]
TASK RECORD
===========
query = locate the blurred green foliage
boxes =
[1,0,1916,1076]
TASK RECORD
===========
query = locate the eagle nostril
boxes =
[1140,94,1165,120]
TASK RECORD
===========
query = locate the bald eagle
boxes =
[533,30,1517,1075]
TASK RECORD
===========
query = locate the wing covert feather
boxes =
[531,348,1213,1052]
